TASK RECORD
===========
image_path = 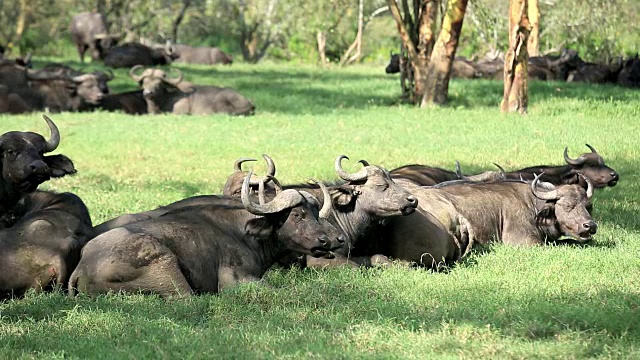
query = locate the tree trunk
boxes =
[501,0,530,114]
[340,0,364,65]
[317,31,328,64]
[527,0,539,57]
[421,0,468,106]
[10,0,31,51]
[172,0,192,43]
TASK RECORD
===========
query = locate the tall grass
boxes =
[0,63,639,359]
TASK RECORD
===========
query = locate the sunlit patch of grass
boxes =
[1,63,639,358]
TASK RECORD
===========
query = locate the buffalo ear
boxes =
[331,188,354,207]
[244,211,290,237]
[536,203,556,226]
[44,154,77,178]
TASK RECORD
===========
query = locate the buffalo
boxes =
[78,90,147,115]
[69,12,120,62]
[69,171,343,297]
[223,156,419,268]
[504,144,619,189]
[129,66,255,116]
[173,44,233,65]
[103,43,178,68]
[382,174,596,268]
[0,115,94,298]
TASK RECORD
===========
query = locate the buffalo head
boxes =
[129,66,185,100]
[333,155,418,217]
[0,115,75,196]
[386,53,401,74]
[223,154,276,196]
[532,173,596,242]
[69,71,113,104]
[241,170,344,257]
[564,144,619,187]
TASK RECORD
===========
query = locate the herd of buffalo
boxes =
[0,115,620,298]
[0,11,253,116]
[386,49,640,87]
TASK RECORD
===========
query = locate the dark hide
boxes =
[70,190,343,297]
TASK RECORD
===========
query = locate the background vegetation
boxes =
[1,0,639,64]
[0,63,639,358]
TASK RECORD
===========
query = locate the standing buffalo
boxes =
[174,44,233,65]
[103,43,179,68]
[0,115,94,298]
[69,12,120,62]
[69,171,343,297]
[129,66,255,116]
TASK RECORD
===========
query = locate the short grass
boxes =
[1,62,639,359]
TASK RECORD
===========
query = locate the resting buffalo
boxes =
[0,115,94,298]
[174,44,233,65]
[223,156,419,268]
[129,66,255,116]
[382,174,596,268]
[69,171,343,297]
[504,144,619,189]
[69,12,120,62]
[222,155,275,197]
[103,43,178,68]
[78,90,147,115]
[617,54,640,88]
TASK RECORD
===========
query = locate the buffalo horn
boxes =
[129,65,145,82]
[233,158,257,172]
[262,154,276,176]
[242,170,303,215]
[71,74,94,83]
[310,178,333,219]
[358,160,370,167]
[579,174,594,199]
[335,155,368,182]
[564,147,586,166]
[166,68,183,86]
[585,144,598,154]
[455,161,463,178]
[531,173,558,200]
[493,163,506,178]
[42,114,60,152]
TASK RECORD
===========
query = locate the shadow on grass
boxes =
[0,273,638,357]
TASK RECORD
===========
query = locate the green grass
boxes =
[1,62,640,359]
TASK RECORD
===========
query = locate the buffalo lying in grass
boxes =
[129,66,255,116]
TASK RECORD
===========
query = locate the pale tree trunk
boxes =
[501,0,530,114]
[421,0,468,106]
[317,31,328,64]
[341,0,365,65]
[527,0,539,57]
[10,0,31,51]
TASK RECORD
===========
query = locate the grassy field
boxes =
[1,62,639,359]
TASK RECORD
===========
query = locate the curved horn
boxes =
[335,155,368,182]
[455,161,463,178]
[262,154,276,176]
[71,73,94,83]
[531,173,558,200]
[564,147,586,166]
[493,163,506,176]
[579,174,594,199]
[242,170,303,215]
[310,178,333,219]
[233,158,257,172]
[585,144,598,154]
[165,68,183,86]
[264,174,282,194]
[42,114,60,152]
[358,160,370,167]
[129,65,145,82]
